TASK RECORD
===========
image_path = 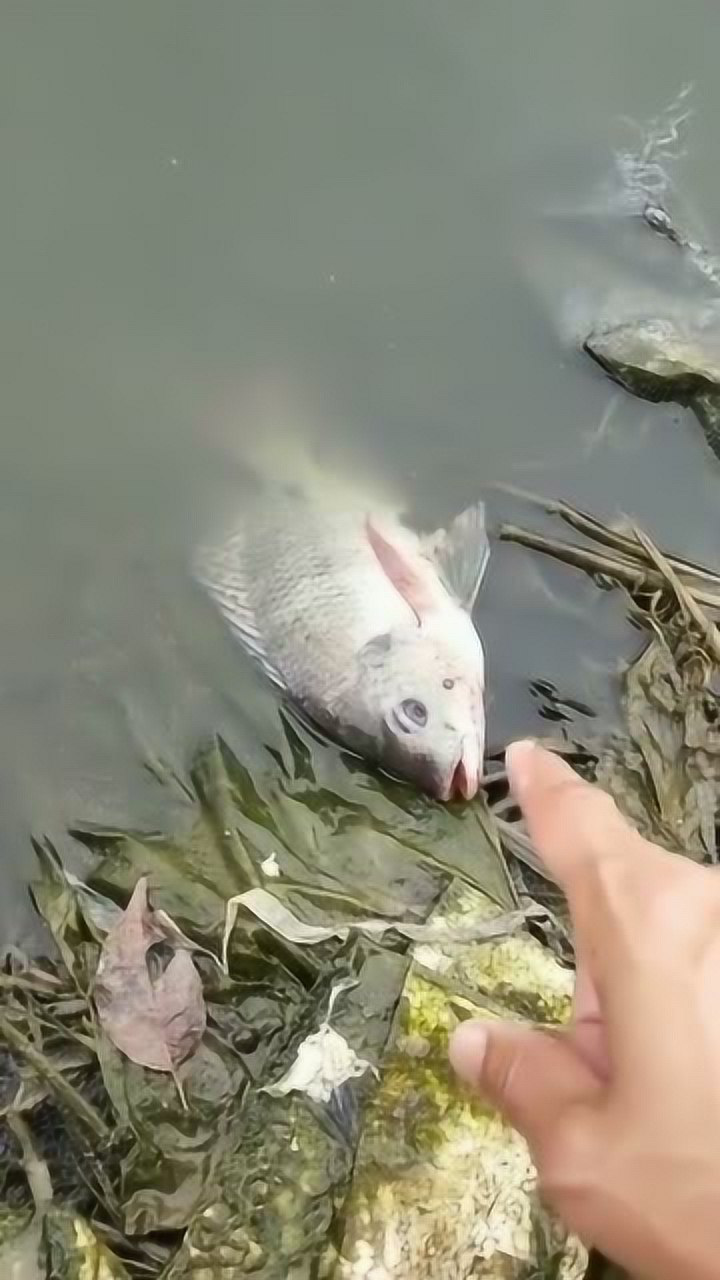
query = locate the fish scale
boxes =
[235,500,415,698]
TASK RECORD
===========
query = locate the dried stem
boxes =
[0,1012,109,1140]
[499,524,720,612]
[6,1111,53,1212]
[632,525,720,663]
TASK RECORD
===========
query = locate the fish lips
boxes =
[437,735,482,803]
[379,720,483,803]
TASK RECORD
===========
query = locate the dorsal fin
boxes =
[422,501,490,611]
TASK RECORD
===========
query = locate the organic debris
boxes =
[221,885,538,969]
[500,495,720,861]
[94,878,207,1099]
[338,880,585,1280]
[0,497,718,1278]
[263,980,379,1104]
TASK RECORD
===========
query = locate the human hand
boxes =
[450,740,720,1280]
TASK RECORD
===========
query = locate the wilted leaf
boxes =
[0,1013,109,1140]
[596,626,720,861]
[93,879,206,1081]
[63,873,123,937]
[29,843,106,990]
[0,1212,42,1280]
[94,1030,247,1235]
[223,886,536,969]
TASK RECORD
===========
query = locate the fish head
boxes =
[354,621,486,802]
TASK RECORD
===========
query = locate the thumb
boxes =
[449,1018,601,1156]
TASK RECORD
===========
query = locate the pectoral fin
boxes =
[365,517,438,621]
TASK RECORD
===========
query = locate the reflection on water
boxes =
[2,1,720,943]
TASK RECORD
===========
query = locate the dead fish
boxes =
[195,492,490,801]
[583,317,720,460]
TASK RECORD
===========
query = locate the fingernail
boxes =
[505,739,537,801]
[449,1020,488,1084]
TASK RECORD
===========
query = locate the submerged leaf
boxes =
[161,949,407,1278]
[95,1030,247,1236]
[93,879,206,1078]
[29,843,106,989]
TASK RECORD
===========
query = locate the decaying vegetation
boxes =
[2,491,719,1279]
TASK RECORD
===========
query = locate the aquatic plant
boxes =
[0,495,717,1278]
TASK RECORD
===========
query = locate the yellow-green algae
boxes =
[337,882,586,1280]
[0,1210,131,1280]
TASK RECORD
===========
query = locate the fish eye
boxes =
[399,698,428,728]
[443,678,455,690]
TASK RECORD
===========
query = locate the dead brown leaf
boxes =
[93,878,206,1084]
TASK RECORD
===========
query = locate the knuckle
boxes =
[581,841,633,914]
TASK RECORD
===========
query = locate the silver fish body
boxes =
[196,492,490,801]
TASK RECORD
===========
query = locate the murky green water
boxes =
[2,1,720,945]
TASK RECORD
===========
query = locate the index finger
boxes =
[505,740,671,954]
[505,739,720,1085]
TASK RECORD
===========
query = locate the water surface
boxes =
[2,1,720,943]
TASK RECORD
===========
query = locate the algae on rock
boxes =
[337,880,584,1280]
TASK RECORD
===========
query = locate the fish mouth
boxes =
[439,739,481,802]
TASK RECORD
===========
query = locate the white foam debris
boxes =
[262,981,378,1104]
